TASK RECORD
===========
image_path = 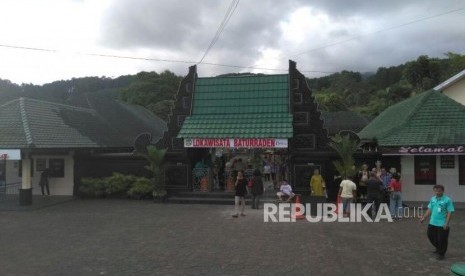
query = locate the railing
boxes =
[0,182,21,202]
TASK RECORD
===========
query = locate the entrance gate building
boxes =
[157,60,343,193]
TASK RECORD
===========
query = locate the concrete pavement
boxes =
[0,199,464,275]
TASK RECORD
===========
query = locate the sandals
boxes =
[232,214,245,218]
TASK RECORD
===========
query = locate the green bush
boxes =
[106,173,136,196]
[127,177,153,199]
[79,174,153,199]
[79,177,108,197]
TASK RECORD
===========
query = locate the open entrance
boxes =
[189,147,290,193]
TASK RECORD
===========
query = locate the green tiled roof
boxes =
[0,96,166,149]
[178,74,293,138]
[358,90,465,146]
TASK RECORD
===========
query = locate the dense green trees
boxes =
[0,53,464,119]
[311,53,465,116]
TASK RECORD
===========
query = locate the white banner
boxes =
[184,138,288,148]
[0,149,21,160]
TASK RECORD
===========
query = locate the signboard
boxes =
[440,156,455,169]
[383,145,465,155]
[0,149,21,160]
[184,138,288,148]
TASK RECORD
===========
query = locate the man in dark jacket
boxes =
[251,169,264,209]
[366,171,383,218]
[39,168,51,196]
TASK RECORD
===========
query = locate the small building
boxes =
[358,90,465,203]
[0,95,166,204]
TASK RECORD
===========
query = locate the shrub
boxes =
[105,173,136,196]
[127,177,153,199]
[79,177,108,197]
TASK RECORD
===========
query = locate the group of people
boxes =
[338,163,403,220]
[230,161,455,261]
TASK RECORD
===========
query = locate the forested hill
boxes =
[1,53,464,120]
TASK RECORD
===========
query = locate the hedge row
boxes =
[79,173,153,199]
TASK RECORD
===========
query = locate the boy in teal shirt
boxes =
[420,184,454,260]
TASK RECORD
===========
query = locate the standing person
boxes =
[39,168,51,196]
[420,185,454,260]
[356,164,369,199]
[279,161,288,182]
[379,167,392,204]
[263,162,271,182]
[366,171,383,218]
[310,168,325,197]
[250,169,264,209]
[328,175,342,203]
[270,161,277,184]
[389,173,402,220]
[338,178,357,217]
[217,156,226,191]
[232,170,247,218]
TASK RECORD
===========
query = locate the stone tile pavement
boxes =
[0,199,464,275]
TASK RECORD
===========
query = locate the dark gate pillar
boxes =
[19,155,32,206]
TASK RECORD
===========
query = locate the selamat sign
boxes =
[184,138,288,148]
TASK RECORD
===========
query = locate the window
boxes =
[293,78,300,89]
[182,97,191,109]
[177,115,186,127]
[185,83,192,93]
[459,156,465,185]
[36,159,47,171]
[414,156,436,185]
[49,158,65,177]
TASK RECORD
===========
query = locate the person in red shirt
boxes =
[389,173,402,220]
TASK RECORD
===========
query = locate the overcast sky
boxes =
[1,0,464,85]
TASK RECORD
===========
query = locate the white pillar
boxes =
[21,157,32,189]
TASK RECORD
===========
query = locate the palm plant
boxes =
[143,146,167,198]
[328,134,360,179]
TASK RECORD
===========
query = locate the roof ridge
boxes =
[434,68,465,91]
[22,97,97,114]
[0,98,22,108]
[198,74,288,80]
[19,97,34,147]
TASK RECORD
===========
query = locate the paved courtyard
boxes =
[0,199,464,276]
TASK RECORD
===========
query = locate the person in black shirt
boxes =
[366,171,383,218]
[39,168,50,196]
[250,169,264,209]
[232,170,247,218]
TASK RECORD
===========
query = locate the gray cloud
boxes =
[97,0,465,78]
